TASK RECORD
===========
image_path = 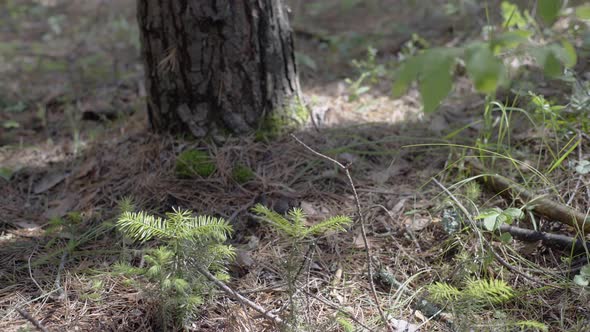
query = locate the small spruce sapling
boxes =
[116,201,235,331]
[252,203,351,329]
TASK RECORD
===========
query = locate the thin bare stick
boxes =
[15,307,49,332]
[479,221,590,252]
[28,248,44,294]
[51,251,68,300]
[189,260,286,328]
[291,134,392,332]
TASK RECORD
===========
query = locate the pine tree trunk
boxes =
[137,0,301,137]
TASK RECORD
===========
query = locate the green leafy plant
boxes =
[175,149,216,178]
[345,72,372,102]
[392,1,581,113]
[475,207,524,231]
[116,204,235,330]
[252,204,351,329]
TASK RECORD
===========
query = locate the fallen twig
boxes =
[466,157,590,233]
[52,250,68,300]
[15,307,49,332]
[189,259,286,328]
[480,221,590,252]
[373,267,454,329]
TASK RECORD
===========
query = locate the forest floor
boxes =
[1,1,589,331]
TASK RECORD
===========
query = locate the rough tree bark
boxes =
[137,1,301,137]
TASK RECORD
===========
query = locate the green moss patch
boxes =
[231,164,255,184]
[254,98,309,142]
[175,149,216,178]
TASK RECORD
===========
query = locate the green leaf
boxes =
[491,30,532,53]
[581,264,590,277]
[501,1,527,28]
[477,208,506,230]
[355,86,371,95]
[515,320,548,331]
[575,4,590,20]
[503,208,524,221]
[392,55,422,97]
[555,40,577,68]
[575,160,590,174]
[500,232,513,243]
[465,279,514,303]
[418,51,454,113]
[496,213,509,225]
[173,278,189,293]
[573,274,589,287]
[534,47,562,77]
[484,215,499,231]
[465,44,504,94]
[4,101,26,113]
[538,0,561,25]
[475,208,502,220]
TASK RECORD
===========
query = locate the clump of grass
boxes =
[175,149,216,178]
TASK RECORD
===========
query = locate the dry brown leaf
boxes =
[403,215,431,231]
[390,197,408,215]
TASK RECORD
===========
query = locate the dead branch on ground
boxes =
[15,307,49,332]
[466,158,590,233]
